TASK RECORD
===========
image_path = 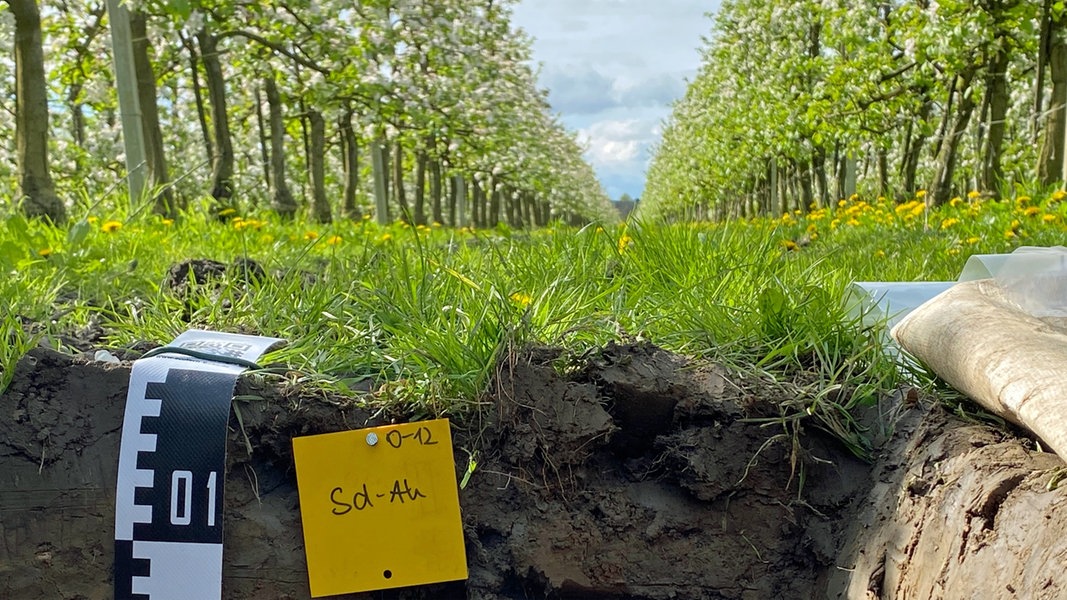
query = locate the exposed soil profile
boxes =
[2,341,1066,599]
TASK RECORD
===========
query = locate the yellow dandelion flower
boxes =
[37,248,53,257]
[379,233,393,242]
[847,218,860,227]
[218,207,237,217]
[304,231,319,241]
[162,218,174,226]
[966,236,981,245]
[326,235,343,246]
[1005,230,1016,239]
[362,214,372,220]
[915,190,927,199]
[1016,196,1032,206]
[967,190,981,200]
[949,197,963,207]
[101,220,122,233]
[617,234,633,253]
[830,219,841,229]
[87,216,99,224]
[432,222,442,228]
[1053,190,1067,202]
[837,199,848,208]
[874,250,886,258]
[510,292,532,307]
[1023,206,1041,217]
[940,218,960,230]
[1044,214,1057,223]
[947,248,960,256]
[781,239,799,251]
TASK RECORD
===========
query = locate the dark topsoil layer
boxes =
[3,341,1067,599]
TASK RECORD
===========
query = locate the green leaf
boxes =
[168,0,192,20]
[67,219,91,248]
[0,241,23,267]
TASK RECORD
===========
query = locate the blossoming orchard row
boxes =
[643,0,1067,222]
[0,0,615,227]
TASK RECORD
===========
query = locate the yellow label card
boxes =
[292,419,467,597]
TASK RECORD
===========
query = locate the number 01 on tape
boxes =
[292,419,467,597]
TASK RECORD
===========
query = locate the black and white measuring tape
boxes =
[114,330,283,600]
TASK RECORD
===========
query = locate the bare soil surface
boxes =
[2,339,1066,599]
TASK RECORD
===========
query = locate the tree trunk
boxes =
[130,11,176,214]
[393,142,409,222]
[448,174,458,226]
[877,147,889,197]
[413,150,427,225]
[813,149,829,208]
[298,101,309,205]
[901,99,932,198]
[1034,0,1053,141]
[488,181,501,226]
[453,175,466,227]
[843,151,857,200]
[264,76,296,218]
[929,69,979,208]
[307,109,331,223]
[371,141,390,224]
[982,47,1010,196]
[10,0,65,222]
[196,28,235,209]
[181,32,213,165]
[1039,11,1067,186]
[472,178,484,227]
[339,109,361,220]
[768,158,778,216]
[254,86,271,196]
[511,190,524,227]
[799,161,814,210]
[528,193,539,227]
[430,159,443,225]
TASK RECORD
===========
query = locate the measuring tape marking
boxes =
[114,330,283,600]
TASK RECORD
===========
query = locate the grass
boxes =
[3,186,1065,457]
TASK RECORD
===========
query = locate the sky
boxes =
[511,0,722,201]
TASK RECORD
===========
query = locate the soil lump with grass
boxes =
[2,341,1067,599]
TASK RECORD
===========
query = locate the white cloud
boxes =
[513,0,721,199]
[579,119,646,166]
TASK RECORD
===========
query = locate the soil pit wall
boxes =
[2,343,1066,599]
